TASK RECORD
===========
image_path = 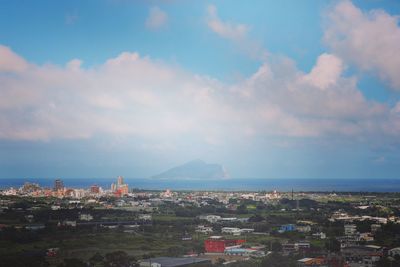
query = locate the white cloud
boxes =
[0,45,399,148]
[0,45,28,72]
[206,5,248,41]
[302,53,344,90]
[324,0,400,90]
[145,6,168,30]
[206,5,266,60]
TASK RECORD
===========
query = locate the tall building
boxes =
[111,183,117,192]
[90,184,100,194]
[111,176,129,196]
[54,179,64,191]
[117,176,124,186]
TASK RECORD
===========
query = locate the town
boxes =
[1,177,400,267]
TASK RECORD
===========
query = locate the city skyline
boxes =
[1,0,400,179]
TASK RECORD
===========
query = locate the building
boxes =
[221,227,241,235]
[283,243,296,254]
[204,236,245,253]
[224,248,265,257]
[198,215,221,223]
[79,214,93,221]
[341,245,383,266]
[90,184,100,194]
[370,224,381,233]
[25,224,45,231]
[195,225,213,234]
[312,232,327,239]
[344,224,357,236]
[389,247,400,257]
[111,176,129,196]
[137,214,152,222]
[139,257,211,267]
[297,225,312,233]
[296,241,311,251]
[54,179,64,191]
[297,257,328,267]
[117,176,124,186]
[279,224,296,233]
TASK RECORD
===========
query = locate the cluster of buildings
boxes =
[204,236,265,257]
[1,177,130,198]
[111,176,129,196]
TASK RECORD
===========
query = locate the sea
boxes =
[1,178,400,192]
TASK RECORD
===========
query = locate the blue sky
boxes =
[1,0,400,179]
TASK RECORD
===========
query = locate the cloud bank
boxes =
[324,0,400,90]
[1,1,400,158]
[0,44,399,149]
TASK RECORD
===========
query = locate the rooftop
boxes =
[140,257,210,267]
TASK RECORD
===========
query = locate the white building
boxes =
[389,247,400,257]
[195,225,213,234]
[198,215,221,223]
[138,214,152,221]
[79,214,93,221]
[344,224,357,235]
[296,225,312,233]
[222,227,241,235]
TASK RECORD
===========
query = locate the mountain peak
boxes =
[151,160,229,180]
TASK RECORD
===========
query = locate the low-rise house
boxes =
[279,224,296,233]
[195,225,213,234]
[295,241,311,251]
[344,224,357,236]
[138,214,152,221]
[389,247,400,257]
[224,248,265,257]
[139,257,211,267]
[359,232,374,242]
[198,215,221,223]
[296,225,312,233]
[370,224,381,233]
[25,224,45,230]
[240,228,254,233]
[61,220,77,227]
[283,243,296,254]
[222,227,241,235]
[51,205,61,210]
[341,245,383,266]
[79,214,93,221]
[297,257,328,267]
[312,232,326,239]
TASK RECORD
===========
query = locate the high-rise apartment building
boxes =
[117,176,124,186]
[90,184,100,194]
[54,179,64,191]
[111,176,129,196]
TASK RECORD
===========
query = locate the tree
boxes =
[237,204,248,214]
[325,238,340,252]
[271,241,282,252]
[2,253,49,267]
[57,258,86,267]
[261,253,296,267]
[104,251,131,267]
[249,214,264,222]
[90,252,104,266]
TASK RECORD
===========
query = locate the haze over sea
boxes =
[1,178,400,192]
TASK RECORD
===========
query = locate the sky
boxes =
[1,0,400,179]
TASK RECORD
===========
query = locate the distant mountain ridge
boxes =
[151,159,229,180]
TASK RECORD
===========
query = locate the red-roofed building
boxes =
[204,237,245,253]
